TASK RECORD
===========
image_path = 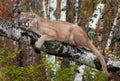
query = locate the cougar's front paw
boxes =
[35,41,42,48]
[32,45,41,54]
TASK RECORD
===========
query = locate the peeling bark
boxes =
[0,17,120,75]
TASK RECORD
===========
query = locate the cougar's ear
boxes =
[30,13,36,18]
[33,13,36,18]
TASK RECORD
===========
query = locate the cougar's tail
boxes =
[87,40,110,77]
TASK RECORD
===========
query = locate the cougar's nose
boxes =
[26,19,30,21]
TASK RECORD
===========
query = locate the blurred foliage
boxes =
[0,43,45,81]
[83,66,106,81]
[0,45,76,81]
[55,66,76,81]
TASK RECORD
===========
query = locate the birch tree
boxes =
[43,0,57,80]
[60,0,66,21]
[105,13,119,52]
[74,0,106,81]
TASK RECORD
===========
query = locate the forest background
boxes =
[0,0,120,81]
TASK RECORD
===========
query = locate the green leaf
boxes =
[0,48,4,54]
[0,56,6,63]
[7,52,15,59]
[14,48,21,54]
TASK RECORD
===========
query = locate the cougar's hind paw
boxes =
[32,45,41,54]
[34,48,41,54]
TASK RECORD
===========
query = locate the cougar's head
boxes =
[14,12,37,30]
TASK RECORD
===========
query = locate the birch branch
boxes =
[0,17,120,75]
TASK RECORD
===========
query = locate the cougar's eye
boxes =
[22,22,28,28]
[25,22,29,27]
[22,22,30,30]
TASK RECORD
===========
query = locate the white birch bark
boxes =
[43,0,57,80]
[60,0,66,21]
[75,1,105,81]
[74,65,85,81]
[88,2,105,29]
[74,0,79,24]
[49,0,57,20]
[105,13,119,51]
[112,6,120,54]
